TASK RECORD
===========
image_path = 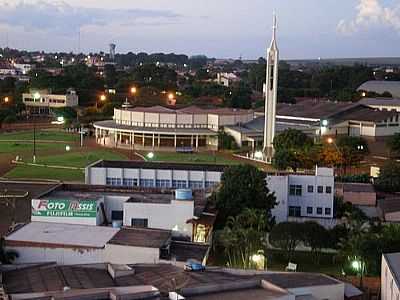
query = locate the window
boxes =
[317,207,323,215]
[123,178,138,187]
[307,185,314,193]
[106,177,122,186]
[307,207,313,214]
[317,186,324,193]
[111,210,123,221]
[172,180,188,189]
[156,179,171,188]
[289,185,302,196]
[326,186,332,194]
[289,206,301,217]
[189,181,204,189]
[131,218,148,228]
[140,179,155,188]
[325,208,331,215]
[205,181,218,188]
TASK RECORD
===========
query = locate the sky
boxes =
[0,0,399,59]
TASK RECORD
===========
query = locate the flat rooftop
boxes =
[108,227,171,249]
[187,288,287,300]
[127,193,173,204]
[89,160,228,172]
[2,263,343,298]
[5,222,119,249]
[0,180,59,235]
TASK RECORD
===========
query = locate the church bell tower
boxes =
[263,14,279,163]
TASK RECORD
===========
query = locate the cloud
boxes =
[0,0,181,35]
[337,0,400,35]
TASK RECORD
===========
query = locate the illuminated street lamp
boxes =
[130,86,137,95]
[100,94,107,102]
[147,152,155,160]
[4,96,9,103]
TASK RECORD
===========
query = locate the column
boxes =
[114,131,117,147]
[191,135,194,147]
[174,134,177,148]
[132,132,135,145]
[152,133,155,148]
[158,134,161,148]
[196,135,199,150]
[142,133,145,147]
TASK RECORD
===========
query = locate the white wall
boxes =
[104,196,130,222]
[103,244,160,265]
[267,176,288,223]
[7,246,104,265]
[382,255,400,300]
[123,200,194,236]
[288,283,344,300]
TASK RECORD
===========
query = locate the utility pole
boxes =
[33,114,36,163]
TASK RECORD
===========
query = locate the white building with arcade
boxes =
[94,105,254,151]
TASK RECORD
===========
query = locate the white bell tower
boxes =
[263,14,279,163]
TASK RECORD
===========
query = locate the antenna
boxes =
[78,28,81,54]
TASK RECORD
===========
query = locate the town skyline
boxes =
[0,0,399,59]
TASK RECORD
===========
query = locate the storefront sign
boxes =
[32,199,97,218]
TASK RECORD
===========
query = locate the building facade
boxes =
[23,89,79,114]
[268,167,334,223]
[93,105,254,151]
[382,253,400,300]
[86,161,335,224]
[85,160,224,190]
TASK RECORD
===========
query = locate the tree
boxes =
[336,136,369,171]
[272,149,301,171]
[375,161,400,192]
[0,237,18,264]
[302,221,329,263]
[274,129,313,152]
[216,208,268,269]
[227,82,252,109]
[387,133,400,157]
[215,164,276,228]
[269,222,305,260]
[273,129,315,171]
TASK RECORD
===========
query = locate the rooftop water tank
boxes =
[175,189,193,200]
[112,220,123,228]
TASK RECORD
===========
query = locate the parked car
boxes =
[184,259,205,272]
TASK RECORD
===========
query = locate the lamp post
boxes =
[130,86,137,101]
[32,92,41,163]
[97,94,107,110]
[327,137,343,175]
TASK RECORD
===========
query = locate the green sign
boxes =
[32,199,97,218]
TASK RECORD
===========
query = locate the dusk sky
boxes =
[0,0,399,59]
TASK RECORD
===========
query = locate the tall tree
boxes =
[215,164,276,228]
[216,208,268,269]
[375,161,400,193]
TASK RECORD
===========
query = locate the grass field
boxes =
[144,151,238,165]
[5,165,85,182]
[4,149,127,181]
[35,149,127,168]
[0,130,79,142]
[0,141,70,154]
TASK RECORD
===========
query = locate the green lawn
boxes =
[35,149,127,168]
[4,149,127,182]
[0,141,70,154]
[0,130,79,142]
[145,151,238,165]
[5,165,84,182]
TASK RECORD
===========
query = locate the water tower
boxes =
[109,43,116,61]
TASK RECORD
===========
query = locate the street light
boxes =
[97,94,107,110]
[168,93,175,101]
[147,152,155,160]
[130,86,137,95]
[4,96,9,103]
